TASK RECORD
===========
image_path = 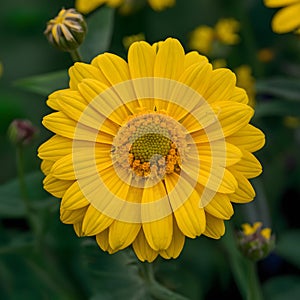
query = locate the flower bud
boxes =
[237,222,275,261]
[44,8,87,52]
[8,119,39,146]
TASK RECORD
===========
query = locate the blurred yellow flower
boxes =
[123,33,145,50]
[215,18,240,45]
[257,47,275,63]
[189,18,240,56]
[239,222,274,261]
[212,58,227,69]
[235,65,256,108]
[75,0,175,14]
[264,0,300,33]
[189,26,215,55]
[38,37,264,262]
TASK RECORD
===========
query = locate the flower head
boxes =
[75,0,175,14]
[38,38,265,262]
[264,0,300,33]
[238,222,275,261]
[214,18,240,45]
[8,119,39,146]
[44,8,87,52]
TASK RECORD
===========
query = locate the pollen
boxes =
[112,111,186,182]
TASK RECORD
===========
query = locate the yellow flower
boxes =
[235,65,256,108]
[123,33,145,50]
[264,0,300,33]
[75,0,175,14]
[239,222,274,261]
[38,38,265,262]
[188,26,215,55]
[44,8,87,52]
[214,18,240,45]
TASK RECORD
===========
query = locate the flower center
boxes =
[112,111,186,185]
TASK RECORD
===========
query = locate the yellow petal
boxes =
[128,41,156,110]
[264,0,299,8]
[271,3,300,33]
[204,68,236,104]
[47,89,69,111]
[228,170,255,203]
[226,124,265,152]
[132,230,158,262]
[38,135,72,161]
[204,193,234,220]
[229,87,249,104]
[197,141,242,167]
[233,150,262,179]
[76,0,107,14]
[69,62,105,90]
[184,51,208,69]
[164,173,206,238]
[82,205,114,236]
[96,229,115,254]
[91,52,130,85]
[142,182,173,250]
[73,221,84,237]
[61,181,90,210]
[40,160,54,175]
[159,218,185,259]
[203,213,225,239]
[109,220,141,251]
[43,174,73,198]
[78,79,129,126]
[154,38,185,80]
[60,206,87,224]
[50,153,76,180]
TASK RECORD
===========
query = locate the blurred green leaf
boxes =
[276,230,300,269]
[80,7,114,62]
[263,275,300,300]
[13,70,68,96]
[80,6,115,62]
[256,78,300,101]
[254,100,300,118]
[0,171,48,217]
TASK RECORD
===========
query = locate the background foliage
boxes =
[1,0,300,299]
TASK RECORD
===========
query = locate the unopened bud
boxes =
[8,119,39,146]
[237,222,275,261]
[44,8,87,52]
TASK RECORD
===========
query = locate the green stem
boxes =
[140,263,189,300]
[69,48,82,62]
[16,145,37,234]
[246,261,264,300]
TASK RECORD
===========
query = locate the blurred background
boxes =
[1,0,300,299]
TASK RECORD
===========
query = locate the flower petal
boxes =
[203,213,225,239]
[43,174,73,198]
[264,0,299,8]
[142,182,173,250]
[82,205,114,236]
[96,229,115,254]
[69,62,105,90]
[60,206,87,224]
[38,135,72,161]
[132,230,158,262]
[61,181,89,210]
[109,221,141,251]
[159,218,185,259]
[271,3,300,33]
[226,124,265,152]
[164,173,206,238]
[204,193,234,220]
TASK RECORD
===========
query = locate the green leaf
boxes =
[256,77,300,101]
[0,171,48,217]
[263,275,300,300]
[275,230,300,269]
[80,6,115,62]
[13,70,68,96]
[254,100,300,118]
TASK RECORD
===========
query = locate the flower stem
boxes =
[140,263,189,300]
[69,49,82,62]
[16,145,37,233]
[246,261,264,300]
